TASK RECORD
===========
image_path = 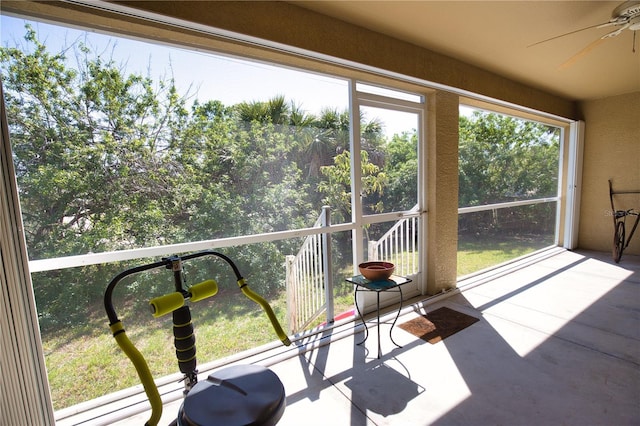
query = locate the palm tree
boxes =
[236,95,290,125]
[298,108,341,180]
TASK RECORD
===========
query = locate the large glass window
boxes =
[458,107,561,276]
[0,16,352,409]
[359,105,419,215]
[1,15,426,413]
[1,17,351,262]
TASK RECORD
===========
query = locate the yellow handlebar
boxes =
[189,279,218,302]
[149,292,184,318]
[149,280,218,317]
[237,278,291,346]
[110,321,162,426]
[148,279,288,346]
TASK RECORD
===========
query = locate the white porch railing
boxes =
[285,206,334,334]
[368,206,420,277]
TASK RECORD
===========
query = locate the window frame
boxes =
[457,100,574,276]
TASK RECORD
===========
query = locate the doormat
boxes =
[398,307,479,344]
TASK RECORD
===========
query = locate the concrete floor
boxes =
[113,248,639,426]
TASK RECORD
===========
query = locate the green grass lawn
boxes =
[44,235,552,410]
[457,234,553,276]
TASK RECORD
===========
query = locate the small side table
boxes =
[346,274,412,358]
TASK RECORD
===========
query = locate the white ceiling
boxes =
[291,1,640,102]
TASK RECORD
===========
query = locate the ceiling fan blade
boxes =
[559,37,610,69]
[601,22,631,38]
[527,21,610,48]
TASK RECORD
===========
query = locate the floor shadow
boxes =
[344,360,425,417]
[285,320,429,425]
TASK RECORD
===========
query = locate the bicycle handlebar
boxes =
[104,250,291,426]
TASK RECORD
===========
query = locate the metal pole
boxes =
[321,206,334,325]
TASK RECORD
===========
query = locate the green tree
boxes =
[1,26,200,327]
[459,111,559,206]
[380,130,418,211]
[0,25,413,329]
[1,26,196,259]
[318,150,387,223]
[458,111,560,235]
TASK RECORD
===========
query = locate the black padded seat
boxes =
[178,364,286,426]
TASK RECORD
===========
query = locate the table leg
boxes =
[354,287,368,346]
[376,291,381,359]
[389,286,403,349]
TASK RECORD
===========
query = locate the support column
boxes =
[426,91,459,294]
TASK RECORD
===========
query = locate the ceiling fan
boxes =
[529,0,640,69]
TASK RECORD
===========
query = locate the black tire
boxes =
[613,220,625,263]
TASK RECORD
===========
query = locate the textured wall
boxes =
[578,92,640,255]
[427,91,459,293]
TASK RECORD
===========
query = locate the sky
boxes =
[1,16,347,111]
[0,14,469,137]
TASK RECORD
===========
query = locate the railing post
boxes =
[285,255,297,334]
[321,206,334,325]
[368,240,378,260]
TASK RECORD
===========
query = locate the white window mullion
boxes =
[417,106,428,294]
[563,120,585,249]
[349,79,365,272]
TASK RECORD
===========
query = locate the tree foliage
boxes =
[1,26,559,332]
[0,27,390,330]
[458,111,560,236]
[459,111,559,207]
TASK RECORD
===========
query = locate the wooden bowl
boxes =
[358,261,395,281]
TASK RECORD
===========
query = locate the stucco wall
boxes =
[577,92,640,255]
[427,91,459,293]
